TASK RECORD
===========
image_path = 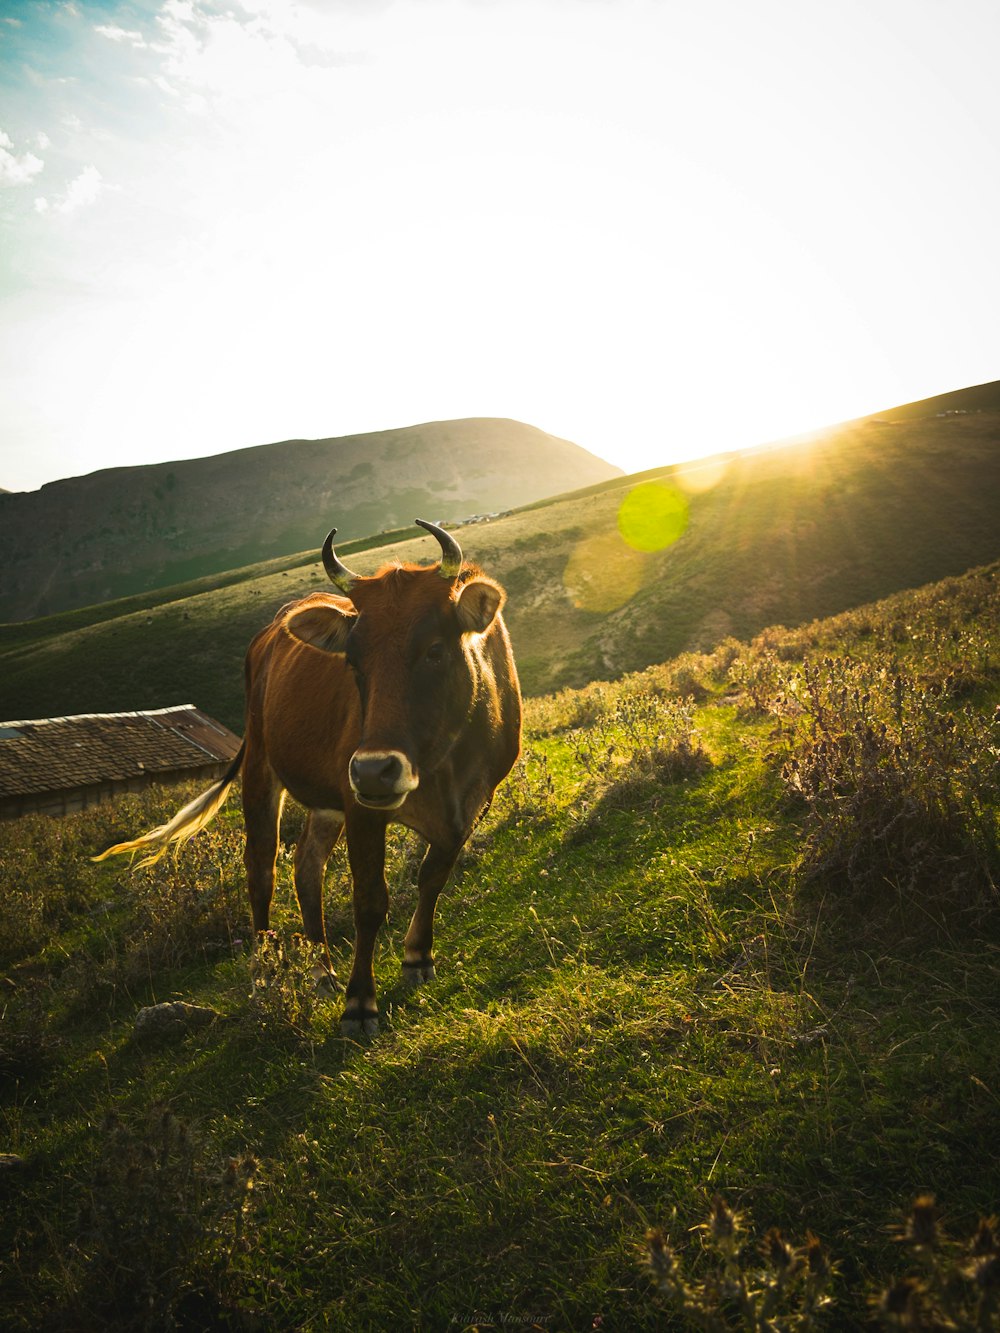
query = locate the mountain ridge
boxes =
[3,385,998,728]
[0,417,620,621]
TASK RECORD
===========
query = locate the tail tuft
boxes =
[92,742,245,868]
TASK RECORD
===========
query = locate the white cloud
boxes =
[153,1,304,105]
[149,0,363,112]
[59,164,103,212]
[95,23,147,48]
[0,129,44,186]
[36,165,104,216]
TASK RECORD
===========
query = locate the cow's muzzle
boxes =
[349,750,419,810]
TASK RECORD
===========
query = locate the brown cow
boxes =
[95,520,522,1035]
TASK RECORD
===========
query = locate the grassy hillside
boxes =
[2,561,999,1329]
[0,418,620,622]
[3,404,999,731]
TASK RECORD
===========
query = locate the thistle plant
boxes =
[875,1196,1000,1331]
[643,1195,835,1330]
[645,1196,1000,1331]
[488,748,558,826]
[244,929,328,1043]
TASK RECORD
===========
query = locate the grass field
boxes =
[2,561,999,1329]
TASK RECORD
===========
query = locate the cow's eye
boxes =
[426,641,446,665]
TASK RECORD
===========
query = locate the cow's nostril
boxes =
[350,752,406,795]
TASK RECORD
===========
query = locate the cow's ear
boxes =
[455,578,504,634]
[285,603,355,654]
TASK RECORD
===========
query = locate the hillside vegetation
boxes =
[0,418,620,622]
[3,402,999,730]
[2,560,999,1329]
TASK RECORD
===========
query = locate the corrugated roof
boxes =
[0,706,242,798]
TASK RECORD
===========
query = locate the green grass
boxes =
[0,527,423,655]
[2,563,999,1328]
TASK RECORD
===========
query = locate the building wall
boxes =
[0,761,231,820]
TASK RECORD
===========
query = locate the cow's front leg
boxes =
[402,841,461,989]
[341,813,388,1038]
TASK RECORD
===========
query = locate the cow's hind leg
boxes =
[402,841,461,988]
[293,809,344,990]
[341,813,388,1039]
[243,761,284,936]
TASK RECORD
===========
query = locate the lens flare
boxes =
[675,454,729,495]
[563,530,646,612]
[617,481,688,553]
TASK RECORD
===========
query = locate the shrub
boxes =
[525,681,613,737]
[241,930,330,1046]
[483,748,558,832]
[728,647,787,716]
[779,658,1000,909]
[57,1107,258,1331]
[116,824,249,976]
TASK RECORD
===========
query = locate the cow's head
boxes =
[286,520,505,811]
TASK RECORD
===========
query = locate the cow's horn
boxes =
[322,529,359,595]
[415,518,463,580]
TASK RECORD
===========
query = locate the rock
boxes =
[133,1001,219,1043]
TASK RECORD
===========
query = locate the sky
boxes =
[1,0,999,494]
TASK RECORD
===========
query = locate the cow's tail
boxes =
[91,740,246,869]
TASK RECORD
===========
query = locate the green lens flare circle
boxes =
[617,482,688,553]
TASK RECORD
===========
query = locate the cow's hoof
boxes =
[402,958,436,989]
[340,1011,379,1039]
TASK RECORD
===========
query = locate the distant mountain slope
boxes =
[2,384,998,730]
[866,377,1000,422]
[0,418,620,622]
